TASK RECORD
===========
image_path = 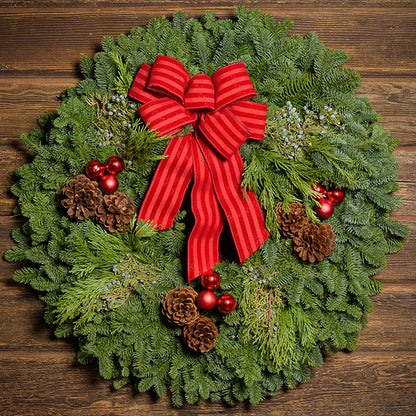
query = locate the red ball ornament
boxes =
[217,294,236,313]
[99,174,119,194]
[200,271,221,290]
[312,183,327,196]
[197,290,217,310]
[86,160,105,180]
[105,156,124,175]
[314,198,334,220]
[327,189,345,205]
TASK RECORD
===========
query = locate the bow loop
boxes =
[147,56,190,103]
[184,74,215,111]
[212,62,257,110]
[128,62,161,104]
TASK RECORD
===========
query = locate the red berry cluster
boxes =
[86,156,125,194]
[312,184,344,220]
[197,271,236,314]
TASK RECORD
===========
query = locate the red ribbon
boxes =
[128,56,269,281]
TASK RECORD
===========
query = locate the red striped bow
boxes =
[129,56,269,281]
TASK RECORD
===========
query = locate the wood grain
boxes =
[1,8,415,74]
[2,0,416,7]
[1,1,415,415]
[1,351,416,416]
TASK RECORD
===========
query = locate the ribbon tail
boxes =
[196,134,269,263]
[187,137,225,281]
[138,135,193,230]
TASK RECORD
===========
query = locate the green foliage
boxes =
[5,6,408,407]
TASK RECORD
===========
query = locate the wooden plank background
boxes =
[0,1,415,415]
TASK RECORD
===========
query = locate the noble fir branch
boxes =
[296,31,320,71]
[80,55,94,79]
[376,214,410,239]
[276,72,320,109]
[91,40,119,93]
[367,277,383,296]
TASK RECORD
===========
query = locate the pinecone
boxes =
[183,315,218,353]
[96,192,135,233]
[275,201,309,238]
[61,174,102,220]
[292,223,337,263]
[161,287,200,326]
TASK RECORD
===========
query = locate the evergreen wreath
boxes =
[6,6,410,406]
